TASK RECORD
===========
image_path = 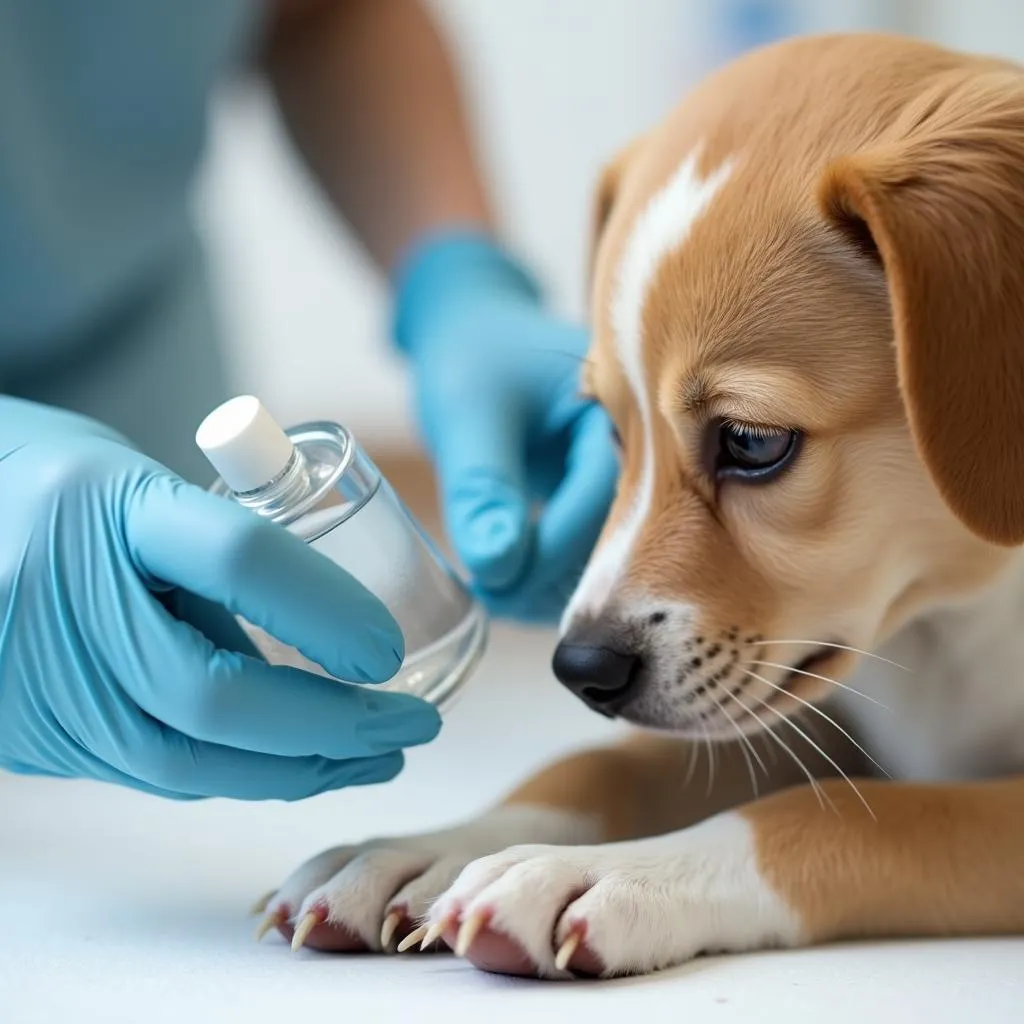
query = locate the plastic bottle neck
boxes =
[232,447,312,520]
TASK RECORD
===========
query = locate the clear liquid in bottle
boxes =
[195,396,487,711]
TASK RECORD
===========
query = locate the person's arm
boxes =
[262,0,493,272]
[261,0,617,621]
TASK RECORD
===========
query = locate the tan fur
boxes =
[821,70,1024,545]
[750,777,1024,938]
[511,33,1024,944]
[581,35,1017,680]
[505,730,864,842]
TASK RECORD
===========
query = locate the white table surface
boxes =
[2,624,1022,1023]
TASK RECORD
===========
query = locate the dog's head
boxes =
[554,34,1024,737]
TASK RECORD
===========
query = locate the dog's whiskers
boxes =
[745,681,877,820]
[698,716,716,798]
[730,693,834,813]
[750,639,910,672]
[744,668,891,779]
[716,689,770,776]
[709,690,764,799]
[754,727,779,766]
[683,736,700,787]
[750,659,890,711]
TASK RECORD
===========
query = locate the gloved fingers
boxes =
[120,718,406,800]
[125,610,441,761]
[2,750,204,800]
[480,405,617,622]
[0,760,73,781]
[476,576,573,625]
[161,589,262,658]
[532,404,618,574]
[125,473,404,684]
[90,764,207,801]
[429,391,533,591]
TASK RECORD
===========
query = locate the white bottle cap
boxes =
[195,395,296,493]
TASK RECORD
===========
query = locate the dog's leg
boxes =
[257,729,838,954]
[501,726,846,840]
[427,775,1024,978]
[751,775,1024,942]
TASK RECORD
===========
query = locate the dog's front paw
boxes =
[427,813,803,979]
[253,806,598,953]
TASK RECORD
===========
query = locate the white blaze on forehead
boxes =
[561,149,733,632]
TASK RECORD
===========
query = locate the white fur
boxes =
[430,811,802,978]
[563,149,733,628]
[834,553,1024,782]
[265,806,600,949]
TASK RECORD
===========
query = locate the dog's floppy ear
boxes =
[820,72,1024,546]
[588,136,645,283]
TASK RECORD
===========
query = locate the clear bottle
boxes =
[195,395,487,711]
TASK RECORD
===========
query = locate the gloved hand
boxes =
[0,398,440,800]
[395,231,618,623]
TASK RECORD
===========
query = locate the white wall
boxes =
[193,0,1024,450]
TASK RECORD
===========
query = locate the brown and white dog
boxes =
[256,33,1024,977]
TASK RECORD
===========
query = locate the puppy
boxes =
[256,33,1024,977]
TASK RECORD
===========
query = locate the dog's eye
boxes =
[716,423,800,481]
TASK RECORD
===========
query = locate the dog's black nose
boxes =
[551,642,639,712]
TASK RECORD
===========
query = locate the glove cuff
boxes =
[392,229,543,356]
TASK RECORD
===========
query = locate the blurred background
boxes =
[10,6,1024,1015]
[196,0,1024,473]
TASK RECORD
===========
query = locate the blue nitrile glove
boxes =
[395,231,618,623]
[0,398,440,800]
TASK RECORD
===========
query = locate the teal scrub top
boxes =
[0,0,266,481]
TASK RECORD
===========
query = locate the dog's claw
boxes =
[420,917,450,951]
[380,910,403,951]
[454,909,489,958]
[255,908,285,943]
[554,931,581,972]
[291,909,324,952]
[249,890,276,917]
[397,924,429,953]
